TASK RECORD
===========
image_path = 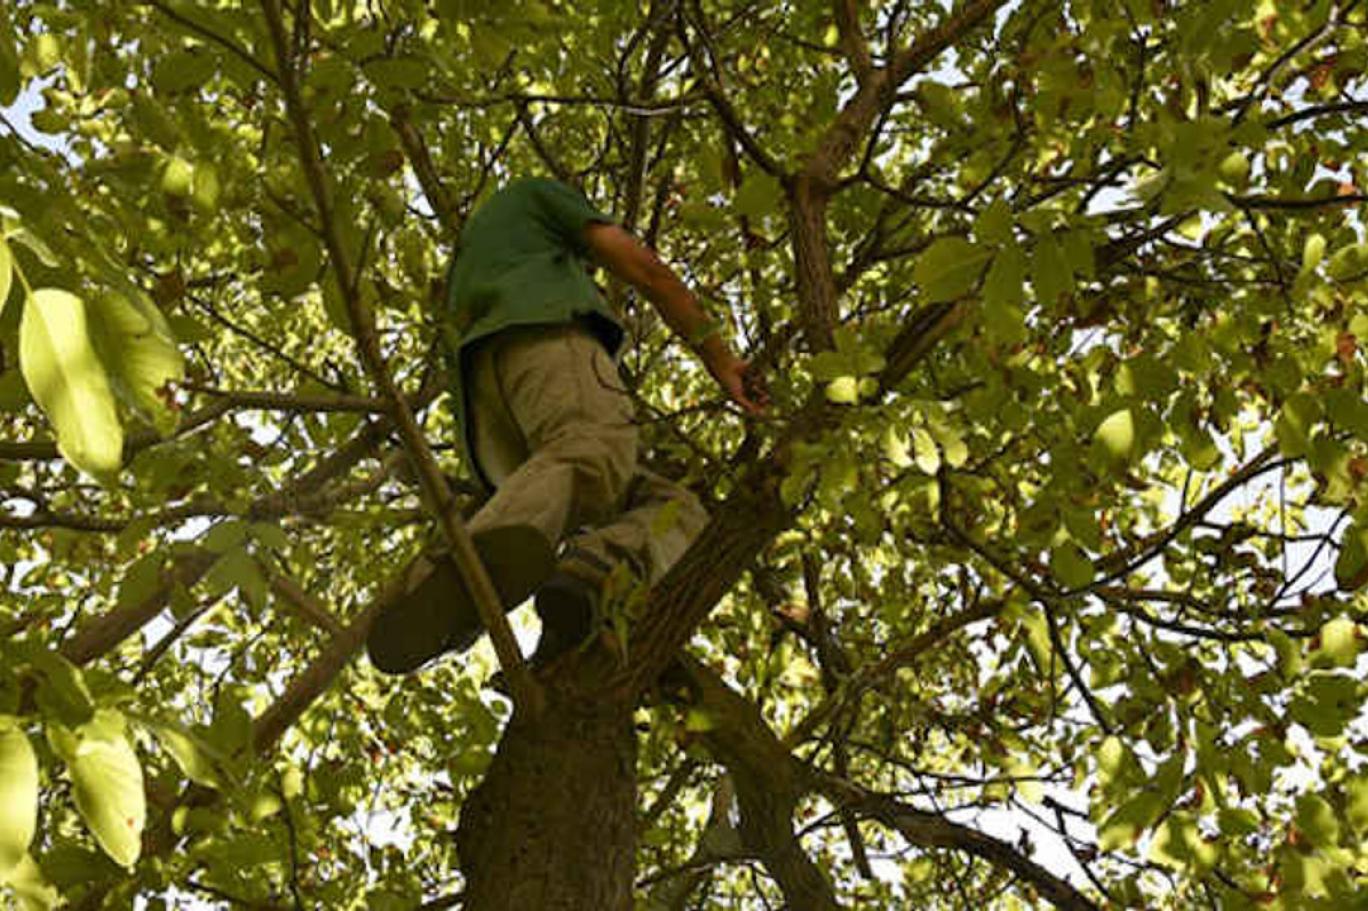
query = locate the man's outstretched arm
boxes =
[584,223,768,415]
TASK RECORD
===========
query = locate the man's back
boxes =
[445,177,621,353]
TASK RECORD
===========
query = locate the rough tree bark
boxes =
[456,685,638,910]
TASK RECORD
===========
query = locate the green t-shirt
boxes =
[443,176,622,355]
[442,177,623,489]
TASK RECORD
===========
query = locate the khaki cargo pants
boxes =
[463,322,708,594]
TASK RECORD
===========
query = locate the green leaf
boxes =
[151,50,216,94]
[0,237,12,320]
[250,522,291,552]
[1094,408,1135,463]
[1030,231,1072,305]
[1062,231,1095,279]
[1334,522,1368,591]
[1217,806,1260,837]
[151,723,222,790]
[191,164,222,213]
[362,56,429,91]
[1098,752,1184,850]
[1295,793,1339,848]
[29,648,95,728]
[1302,233,1327,273]
[0,30,18,108]
[914,237,992,303]
[825,376,859,404]
[1150,812,1217,871]
[87,292,184,436]
[974,199,1013,246]
[981,245,1027,344]
[684,708,714,733]
[1050,542,1094,589]
[203,546,266,609]
[882,426,912,468]
[6,229,58,268]
[19,289,124,481]
[1314,617,1361,667]
[1346,776,1368,834]
[820,374,853,404]
[734,173,783,220]
[0,854,59,910]
[926,420,968,468]
[203,519,250,554]
[1288,672,1362,737]
[912,426,940,475]
[49,710,146,868]
[0,717,38,878]
[1217,150,1250,187]
[161,156,194,197]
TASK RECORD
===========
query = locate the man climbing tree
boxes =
[366,176,767,676]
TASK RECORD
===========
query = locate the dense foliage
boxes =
[1,0,1367,908]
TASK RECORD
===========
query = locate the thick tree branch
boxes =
[833,0,874,84]
[252,575,393,752]
[182,384,390,414]
[59,550,218,665]
[266,568,345,635]
[667,656,843,911]
[817,775,1101,911]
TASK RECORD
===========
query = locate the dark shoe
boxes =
[486,570,603,694]
[530,570,601,667]
[366,524,555,676]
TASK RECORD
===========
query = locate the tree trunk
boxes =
[456,683,637,911]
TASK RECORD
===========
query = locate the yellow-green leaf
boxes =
[1218,150,1250,187]
[49,710,146,868]
[882,426,912,468]
[1094,408,1134,463]
[1334,522,1368,591]
[912,426,940,475]
[825,376,859,404]
[151,723,222,790]
[0,853,59,910]
[0,237,12,320]
[191,164,221,213]
[88,292,183,436]
[1315,617,1361,667]
[1302,233,1326,273]
[1346,776,1368,834]
[19,289,123,481]
[161,156,194,197]
[0,717,38,878]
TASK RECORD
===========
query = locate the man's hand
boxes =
[705,351,769,416]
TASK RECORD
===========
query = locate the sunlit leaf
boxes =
[0,717,37,878]
[19,289,123,481]
[48,710,146,869]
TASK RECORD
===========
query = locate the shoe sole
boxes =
[365,525,555,675]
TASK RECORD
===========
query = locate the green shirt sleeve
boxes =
[528,178,615,257]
